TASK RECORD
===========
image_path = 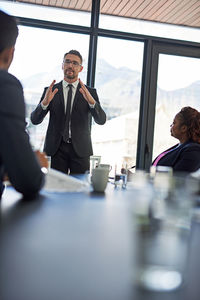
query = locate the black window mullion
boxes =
[86,0,100,87]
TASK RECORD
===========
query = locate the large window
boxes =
[153,54,200,159]
[99,7,200,43]
[0,1,92,26]
[94,37,144,170]
[10,25,89,150]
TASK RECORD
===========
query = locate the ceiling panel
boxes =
[16,0,200,28]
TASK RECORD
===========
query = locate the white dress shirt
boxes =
[41,79,95,110]
[62,79,79,112]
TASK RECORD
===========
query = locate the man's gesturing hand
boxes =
[35,150,49,169]
[79,79,96,105]
[42,80,58,106]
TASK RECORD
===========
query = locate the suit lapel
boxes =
[57,81,65,110]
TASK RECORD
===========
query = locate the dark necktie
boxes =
[63,84,72,142]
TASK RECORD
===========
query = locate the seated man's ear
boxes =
[0,46,14,69]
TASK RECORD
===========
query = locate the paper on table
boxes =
[44,168,89,192]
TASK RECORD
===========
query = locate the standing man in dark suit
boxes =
[0,10,47,199]
[31,50,106,174]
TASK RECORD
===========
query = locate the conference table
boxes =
[1,177,200,300]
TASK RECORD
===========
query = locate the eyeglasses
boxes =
[63,59,82,67]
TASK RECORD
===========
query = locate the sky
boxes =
[1,1,200,91]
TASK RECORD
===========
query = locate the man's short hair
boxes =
[63,50,83,64]
[0,10,18,53]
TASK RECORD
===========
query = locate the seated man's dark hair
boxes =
[0,10,18,53]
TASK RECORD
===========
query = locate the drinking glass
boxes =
[114,163,127,189]
[90,155,101,173]
[46,156,51,170]
[132,174,196,291]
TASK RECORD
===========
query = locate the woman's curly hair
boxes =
[177,106,200,143]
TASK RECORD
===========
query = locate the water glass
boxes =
[132,174,195,292]
[46,156,51,170]
[90,155,101,173]
[114,164,127,189]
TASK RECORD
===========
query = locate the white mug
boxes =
[91,167,109,192]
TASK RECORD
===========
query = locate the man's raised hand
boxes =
[79,79,95,105]
[42,80,58,106]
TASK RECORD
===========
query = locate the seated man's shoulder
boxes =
[0,70,22,89]
[0,70,24,116]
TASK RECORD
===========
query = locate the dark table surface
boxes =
[0,182,200,300]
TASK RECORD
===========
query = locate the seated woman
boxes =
[152,106,200,173]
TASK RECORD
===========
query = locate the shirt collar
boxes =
[62,79,79,89]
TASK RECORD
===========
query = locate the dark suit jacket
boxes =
[0,70,45,198]
[152,141,200,172]
[31,81,106,157]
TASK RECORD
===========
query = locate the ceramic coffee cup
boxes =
[91,167,109,192]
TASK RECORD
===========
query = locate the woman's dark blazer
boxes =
[30,81,106,158]
[152,141,200,173]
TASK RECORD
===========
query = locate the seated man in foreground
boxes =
[0,10,47,198]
